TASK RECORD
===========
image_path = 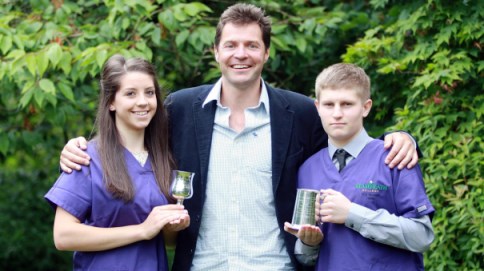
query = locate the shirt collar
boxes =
[328,128,373,159]
[202,78,270,113]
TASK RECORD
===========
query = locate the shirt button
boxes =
[350,224,354,228]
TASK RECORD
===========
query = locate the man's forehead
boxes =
[220,24,263,42]
[220,23,261,34]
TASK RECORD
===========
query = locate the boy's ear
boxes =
[314,99,322,117]
[362,99,372,117]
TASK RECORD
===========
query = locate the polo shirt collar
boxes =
[328,128,374,159]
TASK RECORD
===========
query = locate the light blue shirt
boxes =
[192,78,294,270]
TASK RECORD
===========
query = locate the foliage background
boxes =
[0,0,482,270]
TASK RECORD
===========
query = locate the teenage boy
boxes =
[59,5,420,271]
[285,63,434,271]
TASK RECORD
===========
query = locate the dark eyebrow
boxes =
[121,87,137,92]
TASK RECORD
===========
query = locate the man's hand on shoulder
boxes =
[60,137,90,173]
[384,132,418,170]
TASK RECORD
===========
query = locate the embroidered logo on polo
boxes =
[355,180,388,193]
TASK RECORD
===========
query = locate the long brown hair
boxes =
[95,54,174,202]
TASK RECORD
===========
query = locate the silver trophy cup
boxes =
[291,188,319,230]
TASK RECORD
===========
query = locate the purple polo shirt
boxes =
[45,141,169,271]
[298,139,434,271]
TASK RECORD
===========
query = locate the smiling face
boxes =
[110,71,157,134]
[214,22,269,90]
[315,88,372,147]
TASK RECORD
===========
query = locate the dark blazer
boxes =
[166,83,327,271]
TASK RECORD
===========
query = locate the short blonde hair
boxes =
[315,63,371,101]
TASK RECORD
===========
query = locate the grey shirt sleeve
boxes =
[345,203,434,252]
[293,239,320,266]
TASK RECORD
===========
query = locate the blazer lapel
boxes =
[268,86,294,194]
[193,91,216,192]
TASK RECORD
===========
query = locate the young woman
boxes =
[45,55,189,270]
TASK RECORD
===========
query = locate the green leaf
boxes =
[183,2,211,16]
[33,87,45,107]
[151,26,162,46]
[370,0,389,9]
[39,78,56,94]
[197,26,214,46]
[46,43,63,67]
[300,18,316,33]
[59,51,72,74]
[0,35,12,54]
[0,61,5,79]
[122,17,130,30]
[158,10,177,31]
[6,49,25,61]
[21,130,42,146]
[176,30,190,47]
[272,24,288,35]
[173,5,188,21]
[96,49,108,69]
[19,88,34,108]
[25,21,43,34]
[187,31,203,52]
[58,82,75,102]
[269,46,277,59]
[21,80,35,94]
[25,54,37,76]
[271,36,291,51]
[36,52,49,76]
[0,132,9,155]
[45,92,57,107]
[138,22,154,36]
[295,36,307,53]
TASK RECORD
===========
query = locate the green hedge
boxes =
[344,1,483,269]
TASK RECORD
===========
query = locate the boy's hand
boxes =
[284,222,323,247]
[383,132,418,170]
[60,137,90,173]
[317,189,351,224]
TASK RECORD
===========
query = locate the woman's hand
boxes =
[140,204,188,240]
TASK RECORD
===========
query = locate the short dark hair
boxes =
[214,3,271,50]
